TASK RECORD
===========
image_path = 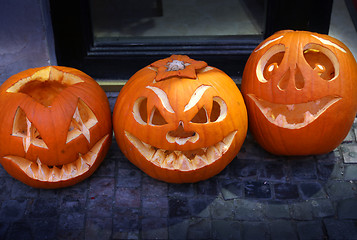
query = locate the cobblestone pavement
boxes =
[0,116,357,240]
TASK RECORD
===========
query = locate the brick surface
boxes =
[310,199,335,218]
[241,221,269,240]
[219,179,243,200]
[342,144,357,163]
[0,123,356,239]
[186,218,211,240]
[290,157,317,180]
[244,181,272,199]
[291,201,314,220]
[234,199,265,221]
[212,220,242,239]
[296,221,326,240]
[259,161,286,181]
[141,217,168,239]
[325,180,357,199]
[168,218,190,240]
[324,219,357,240]
[85,218,112,240]
[269,220,298,240]
[274,183,299,200]
[344,164,357,180]
[337,198,357,219]
[112,207,140,236]
[0,200,27,222]
[210,198,235,220]
[264,203,290,219]
[299,182,327,200]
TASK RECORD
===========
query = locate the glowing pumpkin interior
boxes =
[241,30,357,155]
[248,33,345,129]
[6,67,83,105]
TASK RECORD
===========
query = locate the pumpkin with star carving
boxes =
[0,66,112,188]
[241,30,357,155]
[113,55,248,183]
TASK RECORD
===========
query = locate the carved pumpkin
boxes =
[113,55,247,183]
[241,30,357,155]
[0,66,112,188]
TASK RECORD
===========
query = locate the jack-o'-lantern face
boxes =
[113,55,248,183]
[241,30,357,155]
[0,66,112,188]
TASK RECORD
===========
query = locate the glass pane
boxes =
[90,0,265,43]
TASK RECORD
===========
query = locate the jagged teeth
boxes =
[192,155,209,169]
[48,166,61,182]
[3,134,108,182]
[249,94,342,130]
[176,154,191,170]
[287,104,295,111]
[164,153,176,170]
[125,131,237,171]
[303,111,314,124]
[263,110,317,129]
[207,146,221,164]
[151,149,165,166]
[215,142,228,156]
[21,154,90,181]
[261,107,272,115]
[274,114,288,127]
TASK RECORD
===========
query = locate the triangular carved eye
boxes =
[66,99,98,143]
[132,97,168,126]
[190,97,227,124]
[12,107,48,152]
[149,107,167,126]
[190,107,208,123]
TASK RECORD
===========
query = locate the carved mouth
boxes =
[248,94,341,129]
[125,131,237,171]
[3,134,109,182]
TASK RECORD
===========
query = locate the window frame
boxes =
[50,0,333,86]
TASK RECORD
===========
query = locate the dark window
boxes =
[50,0,332,86]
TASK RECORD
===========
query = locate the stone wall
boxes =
[0,0,55,84]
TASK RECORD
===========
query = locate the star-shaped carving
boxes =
[12,108,48,153]
[150,55,208,81]
[71,107,91,142]
[66,99,98,143]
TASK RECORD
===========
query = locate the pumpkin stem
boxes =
[166,60,187,71]
[151,55,207,81]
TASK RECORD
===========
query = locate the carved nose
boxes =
[166,121,199,145]
[168,122,195,138]
[278,67,305,91]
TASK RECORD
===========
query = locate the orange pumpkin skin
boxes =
[0,66,112,188]
[113,55,248,183]
[241,30,357,155]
